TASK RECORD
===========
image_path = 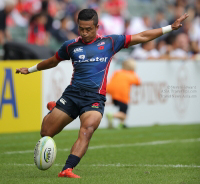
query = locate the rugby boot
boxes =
[58,168,81,178]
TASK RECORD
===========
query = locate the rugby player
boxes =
[16,9,188,178]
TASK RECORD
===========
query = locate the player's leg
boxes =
[40,101,57,136]
[62,111,102,167]
[41,94,79,137]
[43,106,81,178]
[58,88,105,178]
[58,111,102,178]
[70,111,102,157]
[40,107,74,137]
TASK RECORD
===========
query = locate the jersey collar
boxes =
[80,34,102,45]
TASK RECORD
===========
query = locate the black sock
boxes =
[62,154,81,171]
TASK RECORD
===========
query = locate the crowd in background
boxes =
[0,0,200,60]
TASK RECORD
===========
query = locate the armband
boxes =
[28,64,38,73]
[162,25,172,34]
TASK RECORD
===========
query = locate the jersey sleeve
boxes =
[55,40,73,61]
[108,35,131,53]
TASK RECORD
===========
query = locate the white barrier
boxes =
[42,60,200,129]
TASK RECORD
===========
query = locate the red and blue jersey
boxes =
[55,34,131,95]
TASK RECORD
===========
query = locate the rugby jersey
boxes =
[55,34,131,95]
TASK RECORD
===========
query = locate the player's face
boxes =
[78,20,99,43]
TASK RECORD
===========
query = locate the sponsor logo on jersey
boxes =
[74,57,108,63]
[91,102,100,108]
[60,98,67,105]
[97,42,105,46]
[79,55,85,59]
[74,47,83,53]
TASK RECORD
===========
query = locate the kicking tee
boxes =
[55,34,131,95]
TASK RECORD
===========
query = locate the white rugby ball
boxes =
[34,136,57,170]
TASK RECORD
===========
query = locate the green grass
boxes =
[0,124,200,184]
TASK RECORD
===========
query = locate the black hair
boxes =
[78,9,98,26]
[29,13,45,24]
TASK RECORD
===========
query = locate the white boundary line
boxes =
[2,163,200,168]
[90,164,200,168]
[3,138,200,155]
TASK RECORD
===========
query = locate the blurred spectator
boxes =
[64,0,79,17]
[71,9,80,36]
[175,0,190,8]
[170,5,185,24]
[101,12,125,35]
[138,0,152,2]
[0,0,16,45]
[97,19,106,35]
[52,16,77,42]
[130,40,160,60]
[10,8,28,27]
[41,0,53,32]
[156,39,174,59]
[124,18,130,35]
[182,6,195,35]
[169,33,190,59]
[152,8,169,43]
[189,0,200,54]
[27,12,49,46]
[100,0,127,35]
[19,0,41,15]
[153,8,168,29]
[126,15,152,35]
[0,0,197,59]
[165,5,185,44]
[87,0,102,9]
[103,0,127,16]
[161,5,186,54]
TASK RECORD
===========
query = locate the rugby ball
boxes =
[34,136,57,170]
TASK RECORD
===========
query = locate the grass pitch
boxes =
[0,124,200,184]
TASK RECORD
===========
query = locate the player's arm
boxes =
[128,13,189,47]
[16,55,60,74]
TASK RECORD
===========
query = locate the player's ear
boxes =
[96,24,99,30]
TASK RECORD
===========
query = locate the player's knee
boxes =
[80,126,95,140]
[40,116,54,137]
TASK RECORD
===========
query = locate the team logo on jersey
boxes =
[79,55,85,59]
[91,103,100,108]
[74,47,83,53]
[98,46,104,50]
[97,42,105,46]
[60,98,67,105]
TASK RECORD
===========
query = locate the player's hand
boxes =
[16,68,29,74]
[171,13,189,30]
